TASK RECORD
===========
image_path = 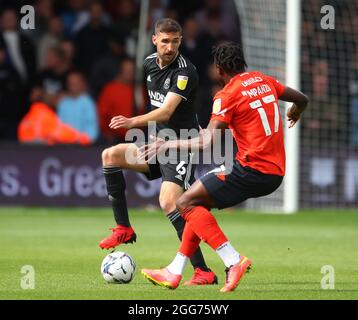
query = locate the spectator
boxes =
[111,0,138,36]
[148,0,168,30]
[31,45,70,107]
[349,50,358,147]
[180,18,201,73]
[168,0,203,20]
[180,17,218,128]
[302,59,342,146]
[18,101,91,145]
[0,45,25,139]
[60,39,76,67]
[60,0,91,38]
[89,31,127,99]
[180,16,216,81]
[57,71,99,143]
[73,1,111,74]
[195,0,241,43]
[202,9,226,44]
[111,0,139,57]
[97,58,139,144]
[37,16,64,70]
[24,0,55,46]
[0,8,36,83]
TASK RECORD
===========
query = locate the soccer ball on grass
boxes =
[101,251,136,284]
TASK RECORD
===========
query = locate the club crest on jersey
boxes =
[212,98,222,114]
[177,75,188,90]
[164,78,171,89]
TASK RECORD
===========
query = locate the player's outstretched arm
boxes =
[109,93,182,129]
[279,87,309,128]
[166,119,228,150]
[138,120,228,162]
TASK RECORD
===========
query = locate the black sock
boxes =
[103,167,130,227]
[167,209,210,272]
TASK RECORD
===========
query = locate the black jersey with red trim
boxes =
[143,52,199,135]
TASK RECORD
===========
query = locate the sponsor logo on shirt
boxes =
[212,99,222,114]
[212,98,227,116]
[148,90,165,108]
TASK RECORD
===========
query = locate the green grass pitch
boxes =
[0,207,357,300]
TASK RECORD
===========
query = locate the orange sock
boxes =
[179,224,201,257]
[181,206,228,250]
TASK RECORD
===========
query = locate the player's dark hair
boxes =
[212,42,247,75]
[155,18,182,35]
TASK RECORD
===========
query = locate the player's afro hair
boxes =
[212,42,247,75]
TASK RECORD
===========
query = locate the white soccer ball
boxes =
[101,251,136,284]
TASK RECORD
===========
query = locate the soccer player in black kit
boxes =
[99,18,217,285]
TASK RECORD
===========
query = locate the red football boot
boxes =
[99,225,137,249]
[184,268,218,286]
[220,256,252,292]
[141,268,182,289]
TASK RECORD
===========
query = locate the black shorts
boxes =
[143,152,196,191]
[200,160,283,209]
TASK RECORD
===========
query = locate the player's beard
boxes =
[159,52,176,64]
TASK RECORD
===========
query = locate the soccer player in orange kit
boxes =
[140,42,309,292]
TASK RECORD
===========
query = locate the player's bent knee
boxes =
[159,198,177,215]
[101,148,111,165]
[102,146,124,166]
[102,147,118,165]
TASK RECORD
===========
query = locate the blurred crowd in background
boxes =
[300,0,358,149]
[0,0,357,148]
[0,0,241,146]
